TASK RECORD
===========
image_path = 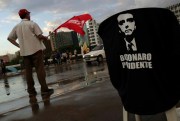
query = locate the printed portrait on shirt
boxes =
[117,13,137,51]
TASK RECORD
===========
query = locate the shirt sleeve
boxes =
[8,26,18,40]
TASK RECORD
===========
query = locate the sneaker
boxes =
[41,89,54,96]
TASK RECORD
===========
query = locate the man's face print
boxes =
[117,13,136,36]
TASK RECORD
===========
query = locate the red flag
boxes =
[54,14,92,36]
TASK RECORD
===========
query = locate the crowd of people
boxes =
[45,49,79,66]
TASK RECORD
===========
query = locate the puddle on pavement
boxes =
[0,61,109,104]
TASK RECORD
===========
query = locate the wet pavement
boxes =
[0,61,108,113]
[0,61,179,121]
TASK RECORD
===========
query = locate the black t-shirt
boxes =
[98,8,180,115]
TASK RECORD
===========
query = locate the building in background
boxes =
[49,18,102,55]
[167,2,180,24]
[43,34,53,58]
[86,19,101,50]
[0,55,9,63]
[50,31,80,53]
[0,53,16,63]
[49,31,56,51]
[77,23,90,54]
[76,19,103,54]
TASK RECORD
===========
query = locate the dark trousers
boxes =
[23,50,48,95]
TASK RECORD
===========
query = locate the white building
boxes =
[86,19,101,49]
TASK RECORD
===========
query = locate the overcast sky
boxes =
[0,0,179,55]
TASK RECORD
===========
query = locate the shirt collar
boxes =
[22,19,29,21]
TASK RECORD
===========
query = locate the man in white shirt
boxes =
[7,9,54,101]
[117,13,137,51]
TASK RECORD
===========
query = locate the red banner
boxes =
[54,14,92,36]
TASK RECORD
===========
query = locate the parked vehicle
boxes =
[83,44,106,64]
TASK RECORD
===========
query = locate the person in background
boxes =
[74,49,78,61]
[44,54,49,67]
[66,50,70,64]
[7,9,54,101]
[0,59,6,77]
[55,50,61,65]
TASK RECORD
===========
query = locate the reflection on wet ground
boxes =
[46,61,107,77]
[29,94,52,115]
[3,76,10,96]
[0,61,109,114]
[44,61,108,87]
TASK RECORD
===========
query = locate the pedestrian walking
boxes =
[7,9,54,100]
[62,52,67,64]
[73,49,78,62]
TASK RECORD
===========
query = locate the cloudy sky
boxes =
[0,0,179,55]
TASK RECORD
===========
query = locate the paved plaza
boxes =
[0,62,179,121]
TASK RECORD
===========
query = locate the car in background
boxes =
[83,44,106,64]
